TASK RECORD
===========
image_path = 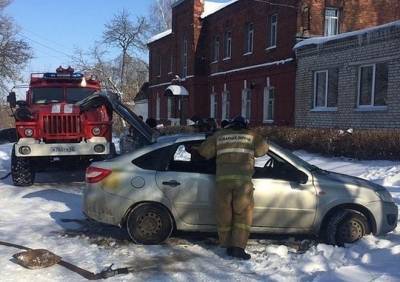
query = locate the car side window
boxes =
[132,146,172,171]
[167,142,216,175]
[253,153,307,183]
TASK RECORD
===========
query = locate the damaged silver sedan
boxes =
[82,104,397,245]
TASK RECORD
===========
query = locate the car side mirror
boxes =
[7,92,16,108]
[298,173,308,184]
[292,168,308,184]
[16,100,28,107]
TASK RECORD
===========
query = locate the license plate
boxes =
[50,146,76,153]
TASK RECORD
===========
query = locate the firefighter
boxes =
[197,116,268,260]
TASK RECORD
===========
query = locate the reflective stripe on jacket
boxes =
[198,128,269,178]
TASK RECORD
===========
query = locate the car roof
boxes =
[156,133,206,144]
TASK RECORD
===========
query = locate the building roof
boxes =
[147,29,172,45]
[148,0,238,44]
[201,0,239,18]
[294,20,400,50]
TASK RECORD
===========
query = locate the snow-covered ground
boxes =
[0,143,399,281]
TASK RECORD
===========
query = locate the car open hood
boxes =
[77,91,156,144]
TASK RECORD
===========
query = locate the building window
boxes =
[222,84,230,120]
[167,96,172,118]
[182,38,188,77]
[241,81,251,120]
[267,14,278,49]
[325,8,339,36]
[212,36,220,62]
[158,55,162,77]
[169,54,173,74]
[156,94,160,120]
[357,64,388,108]
[313,69,338,109]
[244,23,254,54]
[263,87,275,122]
[302,6,310,32]
[223,31,232,59]
[210,86,217,118]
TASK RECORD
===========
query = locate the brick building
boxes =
[147,0,400,126]
[295,21,400,129]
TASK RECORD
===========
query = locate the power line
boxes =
[21,28,68,50]
[19,33,74,59]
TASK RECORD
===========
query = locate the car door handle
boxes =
[162,180,181,187]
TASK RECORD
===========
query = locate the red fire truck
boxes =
[7,67,114,186]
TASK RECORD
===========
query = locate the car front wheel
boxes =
[324,209,370,246]
[126,203,174,245]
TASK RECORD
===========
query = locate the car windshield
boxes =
[32,88,64,104]
[66,88,97,103]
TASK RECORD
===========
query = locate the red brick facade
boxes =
[147,0,400,126]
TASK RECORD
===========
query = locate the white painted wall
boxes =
[133,99,148,120]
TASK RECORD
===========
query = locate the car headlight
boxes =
[92,127,101,136]
[24,128,33,137]
[375,189,394,203]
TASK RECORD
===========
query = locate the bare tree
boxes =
[148,0,173,33]
[73,44,148,100]
[0,0,32,96]
[102,9,150,88]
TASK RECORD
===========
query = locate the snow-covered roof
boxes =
[147,29,172,44]
[294,20,400,50]
[202,0,239,18]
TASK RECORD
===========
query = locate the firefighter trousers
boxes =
[215,179,254,249]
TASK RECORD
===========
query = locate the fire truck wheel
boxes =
[11,146,35,186]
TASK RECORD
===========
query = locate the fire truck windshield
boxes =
[66,88,97,103]
[32,88,64,104]
[32,87,97,104]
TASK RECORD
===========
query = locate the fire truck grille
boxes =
[43,115,81,136]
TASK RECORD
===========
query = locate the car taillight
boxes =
[86,166,112,183]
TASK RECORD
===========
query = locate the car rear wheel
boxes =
[126,203,173,245]
[324,209,370,246]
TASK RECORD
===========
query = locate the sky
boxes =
[5,0,153,83]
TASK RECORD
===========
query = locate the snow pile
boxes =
[202,0,238,18]
[0,142,399,281]
[294,20,400,50]
[147,29,172,44]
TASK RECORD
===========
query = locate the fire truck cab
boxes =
[7,66,113,186]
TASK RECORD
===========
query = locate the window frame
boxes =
[267,14,278,49]
[167,96,173,118]
[169,53,173,74]
[182,38,188,78]
[324,7,339,36]
[212,36,220,63]
[313,70,329,109]
[167,142,216,175]
[244,22,254,55]
[158,55,162,77]
[241,88,252,120]
[356,64,387,110]
[210,86,218,118]
[263,86,275,123]
[223,31,232,60]
[222,87,230,120]
[156,93,160,120]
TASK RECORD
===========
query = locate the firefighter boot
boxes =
[229,247,251,260]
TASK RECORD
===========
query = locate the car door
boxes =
[155,141,216,225]
[252,153,317,229]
